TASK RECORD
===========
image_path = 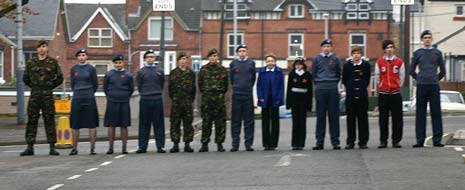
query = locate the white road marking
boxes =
[114,155,126,159]
[46,184,64,190]
[100,161,112,166]
[454,147,464,152]
[2,150,22,153]
[274,155,291,167]
[85,168,98,172]
[67,175,82,180]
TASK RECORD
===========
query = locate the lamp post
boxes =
[323,13,329,39]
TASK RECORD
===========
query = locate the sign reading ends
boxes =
[391,0,414,5]
[153,0,175,11]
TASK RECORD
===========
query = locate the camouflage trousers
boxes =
[200,94,226,144]
[26,94,57,144]
[170,101,194,143]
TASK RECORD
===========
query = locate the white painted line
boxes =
[2,150,22,153]
[149,140,155,144]
[85,168,98,172]
[67,175,82,180]
[274,155,291,167]
[100,161,112,166]
[46,184,64,190]
[114,155,126,159]
[454,147,464,152]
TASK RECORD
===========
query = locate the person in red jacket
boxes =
[375,40,405,149]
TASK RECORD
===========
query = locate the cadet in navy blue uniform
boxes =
[103,54,134,154]
[286,57,313,150]
[136,50,166,153]
[410,30,446,148]
[229,44,256,152]
[342,46,371,149]
[69,49,99,155]
[312,39,341,150]
[257,54,284,151]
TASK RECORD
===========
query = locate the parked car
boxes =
[403,90,465,112]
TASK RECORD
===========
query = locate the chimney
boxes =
[126,0,140,17]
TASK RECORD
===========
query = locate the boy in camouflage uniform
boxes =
[168,52,196,153]
[20,40,64,156]
[198,48,228,152]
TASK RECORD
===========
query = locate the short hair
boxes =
[264,53,276,61]
[351,46,363,55]
[382,40,395,50]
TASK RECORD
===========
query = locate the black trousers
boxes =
[262,107,279,148]
[291,103,307,148]
[378,93,403,144]
[345,96,369,145]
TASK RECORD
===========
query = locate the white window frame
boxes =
[88,28,113,48]
[224,3,250,19]
[347,12,358,20]
[349,33,366,56]
[461,61,465,81]
[346,4,357,11]
[457,5,464,16]
[148,16,174,41]
[89,61,112,77]
[359,4,370,11]
[359,12,370,20]
[227,33,244,58]
[24,51,37,61]
[288,33,304,57]
[289,4,304,18]
[139,51,176,75]
[0,51,4,83]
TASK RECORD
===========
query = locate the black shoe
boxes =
[69,149,78,155]
[157,149,166,153]
[106,149,114,154]
[312,145,324,150]
[230,146,239,152]
[135,149,146,153]
[345,144,355,149]
[378,143,388,149]
[264,147,270,151]
[90,149,96,155]
[217,143,226,152]
[184,143,194,152]
[199,143,209,152]
[294,147,303,150]
[170,143,180,153]
[412,144,424,148]
[49,149,60,156]
[392,143,402,148]
[269,147,276,151]
[122,151,128,154]
[245,145,254,151]
[20,146,34,156]
[359,144,368,149]
[433,143,444,147]
[333,145,341,150]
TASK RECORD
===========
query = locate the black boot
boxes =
[184,142,194,152]
[217,143,225,152]
[170,143,180,153]
[49,143,60,156]
[20,143,34,156]
[199,143,209,152]
[69,149,78,155]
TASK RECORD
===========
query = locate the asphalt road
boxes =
[1,116,465,190]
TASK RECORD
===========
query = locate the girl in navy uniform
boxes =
[103,54,134,154]
[286,57,313,150]
[69,49,99,155]
[257,54,284,151]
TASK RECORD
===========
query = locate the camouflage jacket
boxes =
[23,56,63,94]
[169,67,196,102]
[198,62,228,95]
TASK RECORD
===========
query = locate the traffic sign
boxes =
[153,0,175,11]
[391,0,414,5]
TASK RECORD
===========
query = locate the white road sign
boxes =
[391,0,414,5]
[153,0,175,11]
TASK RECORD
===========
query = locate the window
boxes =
[88,28,112,47]
[24,51,37,62]
[359,4,370,11]
[347,12,357,20]
[289,4,304,18]
[359,12,369,20]
[371,75,376,96]
[89,61,111,77]
[139,51,176,75]
[224,3,250,19]
[461,62,465,81]
[289,34,304,57]
[457,5,464,16]
[349,33,366,56]
[227,33,244,58]
[346,4,357,11]
[148,17,173,40]
[0,51,3,83]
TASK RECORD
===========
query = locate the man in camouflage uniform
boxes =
[20,40,64,156]
[198,48,228,152]
[168,52,196,153]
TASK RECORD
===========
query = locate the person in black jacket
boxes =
[286,57,313,150]
[342,46,371,149]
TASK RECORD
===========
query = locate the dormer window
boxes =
[224,3,250,19]
[289,4,304,18]
[346,4,357,11]
[457,5,464,16]
[359,4,370,11]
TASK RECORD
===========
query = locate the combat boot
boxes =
[184,142,194,152]
[217,143,225,152]
[199,143,209,152]
[20,143,34,156]
[49,143,60,156]
[170,143,180,153]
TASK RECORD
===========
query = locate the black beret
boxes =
[421,30,432,39]
[112,54,124,62]
[207,48,218,57]
[177,52,188,61]
[320,38,332,46]
[143,49,155,58]
[75,48,87,57]
[293,57,307,69]
[37,39,48,47]
[236,44,248,52]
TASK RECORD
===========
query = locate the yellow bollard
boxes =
[56,116,73,149]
